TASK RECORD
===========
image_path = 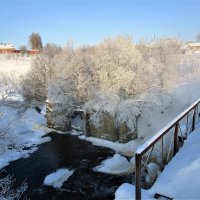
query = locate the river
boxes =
[2,132,133,200]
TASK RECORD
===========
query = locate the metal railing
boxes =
[135,98,200,199]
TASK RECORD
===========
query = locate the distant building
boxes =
[184,42,200,54]
[0,44,15,53]
[27,49,40,55]
[0,43,40,55]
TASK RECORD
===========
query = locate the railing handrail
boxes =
[135,98,200,200]
[136,98,200,156]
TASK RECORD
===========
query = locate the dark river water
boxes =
[2,132,133,200]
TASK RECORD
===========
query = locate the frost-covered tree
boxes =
[91,35,158,96]
[48,45,96,106]
[20,54,49,102]
[20,43,62,103]
[47,35,173,110]
[196,32,200,42]
[0,73,16,105]
[138,38,182,89]
[44,35,181,136]
[42,43,62,59]
[0,75,28,162]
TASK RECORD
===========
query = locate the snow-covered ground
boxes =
[137,80,200,140]
[44,168,74,188]
[115,120,200,199]
[79,134,142,156]
[0,54,31,75]
[0,101,51,169]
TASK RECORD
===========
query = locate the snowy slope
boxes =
[138,81,200,140]
[115,123,200,199]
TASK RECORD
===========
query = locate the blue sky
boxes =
[0,0,200,48]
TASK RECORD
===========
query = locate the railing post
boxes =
[135,153,141,200]
[192,107,196,131]
[173,123,179,156]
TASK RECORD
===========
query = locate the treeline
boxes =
[18,35,184,141]
[20,35,181,104]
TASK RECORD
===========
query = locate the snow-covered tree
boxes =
[0,73,16,105]
[19,43,63,103]
[150,38,181,89]
[92,35,156,96]
[196,32,200,42]
[138,38,181,89]
[48,45,96,106]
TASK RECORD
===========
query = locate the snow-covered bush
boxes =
[0,73,26,153]
[19,54,50,103]
[0,171,27,200]
[47,35,162,109]
[46,75,77,130]
[137,37,182,89]
[19,44,62,103]
[0,73,16,105]
[179,54,200,82]
[92,35,158,96]
[48,45,96,105]
[0,114,24,153]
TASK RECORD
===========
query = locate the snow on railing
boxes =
[135,98,200,200]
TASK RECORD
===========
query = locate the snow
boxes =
[0,102,51,169]
[150,124,200,199]
[44,168,74,188]
[136,96,199,154]
[136,109,195,154]
[137,81,200,141]
[115,183,151,200]
[78,134,143,156]
[0,147,38,169]
[71,115,85,131]
[84,92,120,115]
[78,81,200,157]
[0,54,31,75]
[116,99,141,132]
[40,105,46,116]
[145,163,161,185]
[115,123,200,199]
[94,154,134,175]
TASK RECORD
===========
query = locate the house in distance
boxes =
[0,43,39,55]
